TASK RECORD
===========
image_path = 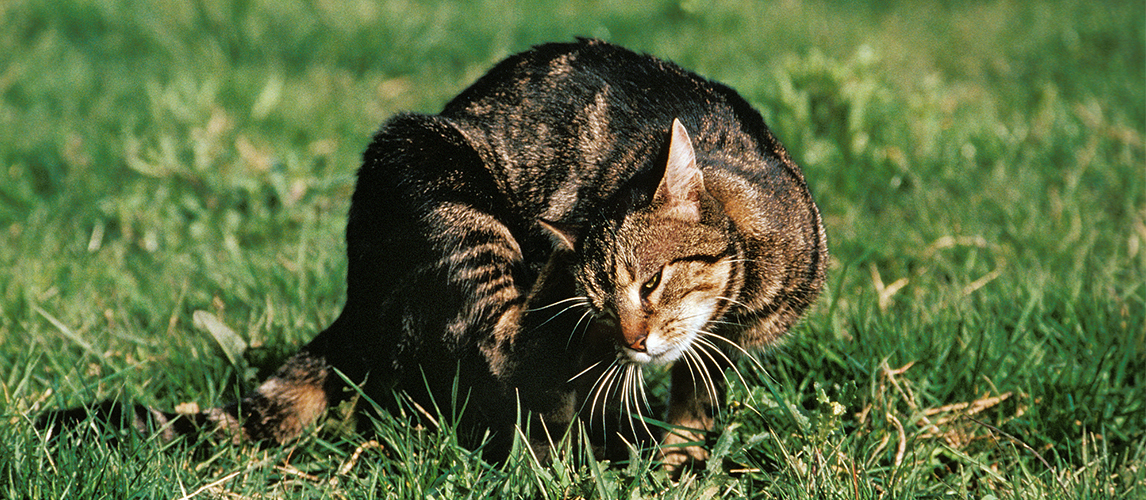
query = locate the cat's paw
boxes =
[658,429,709,476]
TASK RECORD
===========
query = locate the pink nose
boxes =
[621,321,648,352]
[618,316,648,352]
[626,335,648,352]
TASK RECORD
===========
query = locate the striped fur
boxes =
[41,39,826,472]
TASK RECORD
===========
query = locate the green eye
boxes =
[640,268,662,297]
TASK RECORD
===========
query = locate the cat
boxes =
[40,38,827,471]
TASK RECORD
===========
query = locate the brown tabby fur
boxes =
[41,39,827,472]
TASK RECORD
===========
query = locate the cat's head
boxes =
[546,119,742,365]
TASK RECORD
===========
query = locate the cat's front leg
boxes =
[659,357,727,473]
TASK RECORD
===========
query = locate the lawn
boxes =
[1,0,1143,498]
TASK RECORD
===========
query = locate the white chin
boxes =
[623,346,685,365]
[623,350,654,364]
[623,330,695,365]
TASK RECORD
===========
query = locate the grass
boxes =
[1,0,1143,497]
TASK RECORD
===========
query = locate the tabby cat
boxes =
[42,39,827,470]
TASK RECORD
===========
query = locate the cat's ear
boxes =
[539,219,579,251]
[654,118,704,221]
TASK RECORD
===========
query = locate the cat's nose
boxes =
[622,328,648,352]
[627,336,648,352]
[619,316,648,352]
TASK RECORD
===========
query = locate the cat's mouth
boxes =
[589,314,695,365]
[622,331,695,365]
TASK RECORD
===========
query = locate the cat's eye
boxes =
[640,268,663,298]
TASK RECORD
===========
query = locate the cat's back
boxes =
[438,39,783,223]
[442,39,704,121]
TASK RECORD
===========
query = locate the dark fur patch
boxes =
[40,40,826,468]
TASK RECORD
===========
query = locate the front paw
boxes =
[658,428,709,475]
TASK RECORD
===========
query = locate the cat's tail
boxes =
[36,350,340,446]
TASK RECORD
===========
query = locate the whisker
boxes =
[706,318,747,329]
[688,337,730,407]
[635,367,653,415]
[679,344,702,400]
[585,360,619,427]
[567,359,605,383]
[693,336,750,399]
[621,365,635,436]
[565,308,596,350]
[679,310,715,323]
[688,327,774,414]
[694,328,767,373]
[687,345,720,411]
[627,365,655,440]
[589,360,628,430]
[692,334,756,422]
[597,362,628,438]
[680,346,716,412]
[600,363,625,409]
[525,296,590,313]
[716,295,752,309]
[532,300,591,332]
[691,335,737,370]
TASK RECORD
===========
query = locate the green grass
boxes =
[1,0,1143,497]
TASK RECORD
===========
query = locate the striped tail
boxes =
[38,350,339,446]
